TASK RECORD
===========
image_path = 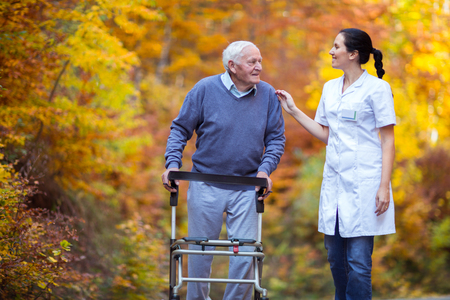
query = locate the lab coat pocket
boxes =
[357,147,382,180]
[340,102,362,124]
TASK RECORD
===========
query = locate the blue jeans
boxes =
[324,217,374,300]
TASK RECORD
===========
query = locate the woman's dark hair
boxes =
[339,28,385,79]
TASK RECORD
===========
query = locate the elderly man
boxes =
[162,41,285,300]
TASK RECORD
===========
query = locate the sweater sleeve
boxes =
[164,87,202,169]
[258,90,286,175]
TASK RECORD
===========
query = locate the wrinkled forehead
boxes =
[240,45,262,60]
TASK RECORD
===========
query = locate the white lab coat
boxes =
[315,70,396,238]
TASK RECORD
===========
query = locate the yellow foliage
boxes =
[3,0,450,298]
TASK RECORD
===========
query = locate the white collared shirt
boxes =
[314,70,396,237]
[221,71,257,98]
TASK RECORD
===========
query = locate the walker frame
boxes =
[167,171,270,300]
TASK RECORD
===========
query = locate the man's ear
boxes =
[228,60,236,74]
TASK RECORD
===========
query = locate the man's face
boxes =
[230,46,262,91]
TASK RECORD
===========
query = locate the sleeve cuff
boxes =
[166,162,180,169]
[257,164,271,177]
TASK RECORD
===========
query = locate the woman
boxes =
[276,28,396,299]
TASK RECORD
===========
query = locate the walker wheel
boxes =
[170,296,180,300]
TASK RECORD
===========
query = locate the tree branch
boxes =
[48,59,70,103]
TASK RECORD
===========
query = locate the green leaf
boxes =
[60,240,72,251]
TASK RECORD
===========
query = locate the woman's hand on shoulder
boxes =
[275,90,299,115]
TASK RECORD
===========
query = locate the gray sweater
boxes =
[165,74,285,189]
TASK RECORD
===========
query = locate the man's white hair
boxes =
[222,41,259,72]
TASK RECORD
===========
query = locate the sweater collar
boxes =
[221,71,257,97]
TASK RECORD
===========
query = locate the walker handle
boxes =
[168,171,268,212]
[169,180,178,207]
[168,171,267,187]
[256,190,265,213]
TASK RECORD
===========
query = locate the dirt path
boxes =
[382,297,450,300]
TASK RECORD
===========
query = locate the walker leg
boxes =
[169,240,177,299]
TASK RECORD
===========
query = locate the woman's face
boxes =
[329,33,351,70]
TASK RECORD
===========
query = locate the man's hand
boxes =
[161,167,179,192]
[255,171,272,201]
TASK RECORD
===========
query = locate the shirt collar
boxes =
[221,71,257,98]
[342,69,367,88]
[354,70,368,88]
[340,70,368,95]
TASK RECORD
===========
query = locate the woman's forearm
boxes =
[379,125,395,188]
[276,89,329,144]
[289,107,329,144]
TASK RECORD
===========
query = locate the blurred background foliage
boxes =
[0,0,449,299]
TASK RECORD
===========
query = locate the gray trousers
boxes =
[186,181,258,300]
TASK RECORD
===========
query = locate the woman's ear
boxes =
[349,50,359,61]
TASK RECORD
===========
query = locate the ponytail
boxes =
[340,29,387,79]
[371,48,385,79]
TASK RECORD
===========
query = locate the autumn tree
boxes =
[2,0,450,298]
[1,0,166,298]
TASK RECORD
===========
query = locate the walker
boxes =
[167,171,270,300]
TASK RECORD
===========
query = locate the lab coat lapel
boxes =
[342,70,367,97]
